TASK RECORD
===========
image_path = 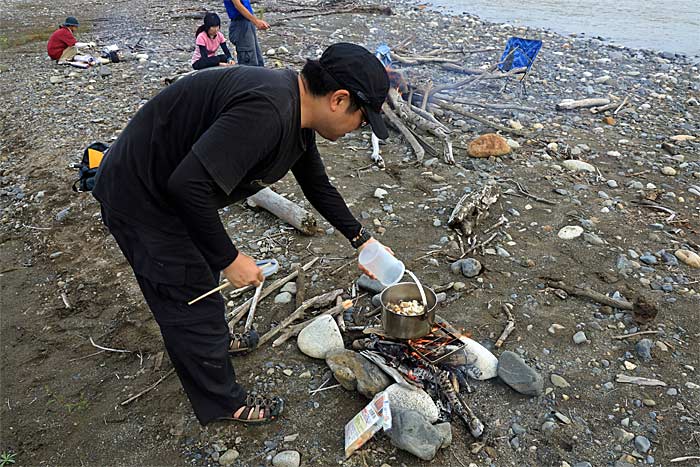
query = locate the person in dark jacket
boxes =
[93,43,390,425]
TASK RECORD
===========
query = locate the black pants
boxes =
[100,207,247,424]
[192,54,228,70]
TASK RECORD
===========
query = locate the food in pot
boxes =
[387,300,425,316]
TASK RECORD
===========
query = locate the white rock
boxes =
[281,282,297,294]
[561,160,595,172]
[274,292,293,304]
[661,166,677,176]
[266,48,276,55]
[670,134,696,142]
[557,226,584,240]
[297,315,344,359]
[219,449,240,466]
[572,331,588,344]
[506,138,521,149]
[374,188,388,199]
[461,337,498,380]
[547,142,559,152]
[277,46,289,54]
[272,450,300,467]
[384,384,439,423]
[548,324,565,335]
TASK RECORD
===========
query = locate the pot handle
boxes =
[405,270,429,319]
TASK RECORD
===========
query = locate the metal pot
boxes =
[380,282,437,339]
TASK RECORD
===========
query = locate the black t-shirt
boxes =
[94,66,361,271]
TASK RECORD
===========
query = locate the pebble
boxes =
[558,225,584,239]
[634,436,651,453]
[573,331,588,344]
[272,450,301,467]
[583,232,605,245]
[451,258,482,278]
[607,179,619,188]
[497,351,544,396]
[635,339,653,361]
[666,388,678,396]
[550,374,571,388]
[219,449,240,466]
[325,349,391,398]
[548,323,565,335]
[675,249,700,268]
[661,167,677,176]
[374,188,388,199]
[280,283,297,294]
[274,292,293,304]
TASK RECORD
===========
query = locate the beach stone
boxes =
[584,232,605,245]
[325,349,391,398]
[274,292,293,304]
[497,351,544,396]
[451,258,482,277]
[636,339,653,361]
[675,249,700,268]
[607,179,619,188]
[573,331,588,344]
[551,374,571,388]
[281,283,297,294]
[434,422,452,448]
[272,450,300,467]
[297,315,344,359]
[374,188,388,199]
[562,160,596,172]
[467,133,511,158]
[634,436,651,453]
[661,166,677,176]
[384,384,439,423]
[219,449,239,465]
[558,225,584,239]
[388,409,443,461]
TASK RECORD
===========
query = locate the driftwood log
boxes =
[556,98,611,110]
[382,102,426,161]
[387,88,454,164]
[247,187,317,235]
[448,184,500,238]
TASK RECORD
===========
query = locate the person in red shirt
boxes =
[47,17,80,62]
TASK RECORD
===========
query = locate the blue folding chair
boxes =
[497,37,542,95]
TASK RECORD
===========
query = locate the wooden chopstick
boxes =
[188,263,275,306]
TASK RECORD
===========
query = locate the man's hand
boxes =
[223,253,263,288]
[357,237,394,280]
[254,19,270,30]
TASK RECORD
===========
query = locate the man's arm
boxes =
[167,152,262,286]
[291,142,363,242]
[232,0,270,30]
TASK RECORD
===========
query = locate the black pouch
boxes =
[72,142,109,192]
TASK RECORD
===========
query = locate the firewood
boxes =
[247,187,317,235]
[556,98,611,110]
[447,184,500,237]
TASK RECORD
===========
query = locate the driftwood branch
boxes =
[272,298,353,347]
[120,368,175,405]
[382,103,425,161]
[434,99,528,136]
[258,289,344,346]
[227,257,319,331]
[448,184,500,237]
[247,188,317,235]
[270,5,392,24]
[494,303,515,348]
[556,98,610,110]
[543,279,634,310]
[433,93,537,112]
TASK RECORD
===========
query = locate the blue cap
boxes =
[63,17,79,27]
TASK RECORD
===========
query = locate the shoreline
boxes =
[416,0,700,59]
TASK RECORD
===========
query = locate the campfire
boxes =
[352,318,485,438]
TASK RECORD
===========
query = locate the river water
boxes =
[426,0,700,57]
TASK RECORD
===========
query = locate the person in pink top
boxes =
[192,13,235,70]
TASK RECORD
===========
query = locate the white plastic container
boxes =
[358,241,405,286]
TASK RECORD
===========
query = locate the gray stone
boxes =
[573,331,588,344]
[551,374,571,388]
[573,463,592,467]
[388,409,443,461]
[497,351,544,396]
[434,422,452,448]
[614,428,634,443]
[640,254,657,265]
[274,292,293,304]
[511,422,527,435]
[272,450,301,467]
[325,349,391,398]
[635,339,653,361]
[356,274,385,294]
[281,282,297,294]
[541,421,557,435]
[583,232,605,245]
[451,258,482,278]
[297,315,344,359]
[219,449,240,466]
[634,435,651,453]
[384,384,439,423]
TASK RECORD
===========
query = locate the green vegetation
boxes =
[0,451,16,466]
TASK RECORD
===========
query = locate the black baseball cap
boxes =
[319,43,390,139]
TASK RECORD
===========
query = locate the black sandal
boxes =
[223,394,284,424]
[229,329,259,355]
